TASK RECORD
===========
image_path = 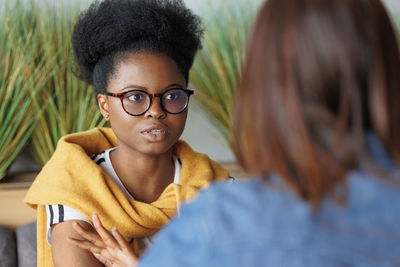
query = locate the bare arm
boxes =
[51,220,104,267]
[68,214,138,267]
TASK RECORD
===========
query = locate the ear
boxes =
[97,94,110,121]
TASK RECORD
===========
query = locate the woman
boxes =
[24,0,230,266]
[70,0,400,266]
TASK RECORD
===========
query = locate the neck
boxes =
[109,146,175,203]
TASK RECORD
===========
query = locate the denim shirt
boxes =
[139,135,400,267]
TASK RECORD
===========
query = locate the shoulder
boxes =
[140,178,310,267]
[179,174,400,264]
[189,177,304,215]
[335,170,400,225]
[50,219,98,266]
[142,175,400,266]
[177,177,309,244]
[195,171,400,226]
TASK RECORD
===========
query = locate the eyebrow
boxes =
[120,83,184,92]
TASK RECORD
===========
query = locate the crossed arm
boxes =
[68,214,138,267]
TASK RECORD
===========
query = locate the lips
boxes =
[142,129,167,134]
[141,125,168,133]
[140,125,168,142]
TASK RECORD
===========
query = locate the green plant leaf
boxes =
[29,0,107,166]
[0,0,50,179]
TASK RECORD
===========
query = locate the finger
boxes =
[112,228,138,264]
[112,227,135,255]
[93,253,113,267]
[67,237,103,254]
[92,214,119,249]
[72,221,105,248]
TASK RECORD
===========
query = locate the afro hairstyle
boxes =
[71,0,203,96]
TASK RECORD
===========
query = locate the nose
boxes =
[145,96,166,119]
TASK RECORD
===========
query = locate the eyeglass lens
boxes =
[122,89,189,115]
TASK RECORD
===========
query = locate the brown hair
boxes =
[233,0,400,209]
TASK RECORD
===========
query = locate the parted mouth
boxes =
[142,129,167,134]
[140,125,168,134]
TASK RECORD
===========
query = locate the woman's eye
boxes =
[165,91,180,101]
[165,93,176,101]
[127,93,144,102]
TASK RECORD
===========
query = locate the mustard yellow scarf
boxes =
[24,127,229,267]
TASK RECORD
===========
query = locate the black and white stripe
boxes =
[91,151,105,160]
[47,204,66,228]
[48,205,54,228]
[96,158,105,165]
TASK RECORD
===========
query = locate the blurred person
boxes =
[24,0,231,266]
[69,0,400,266]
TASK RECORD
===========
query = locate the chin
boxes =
[140,142,176,156]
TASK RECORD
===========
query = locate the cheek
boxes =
[108,99,131,121]
[168,111,188,137]
[108,100,140,133]
[108,98,121,114]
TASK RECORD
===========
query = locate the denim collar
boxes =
[365,132,397,170]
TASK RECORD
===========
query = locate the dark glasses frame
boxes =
[104,88,194,116]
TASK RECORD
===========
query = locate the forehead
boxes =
[108,52,185,93]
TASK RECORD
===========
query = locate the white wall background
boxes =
[383,0,400,18]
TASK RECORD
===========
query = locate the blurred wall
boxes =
[383,0,400,18]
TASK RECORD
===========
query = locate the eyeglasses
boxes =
[105,88,194,116]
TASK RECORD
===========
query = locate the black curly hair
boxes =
[72,0,203,97]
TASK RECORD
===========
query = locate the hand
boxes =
[68,214,138,267]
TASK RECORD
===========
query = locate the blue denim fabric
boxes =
[139,136,400,267]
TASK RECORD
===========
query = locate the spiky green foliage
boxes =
[0,1,50,179]
[30,1,107,166]
[190,1,261,149]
